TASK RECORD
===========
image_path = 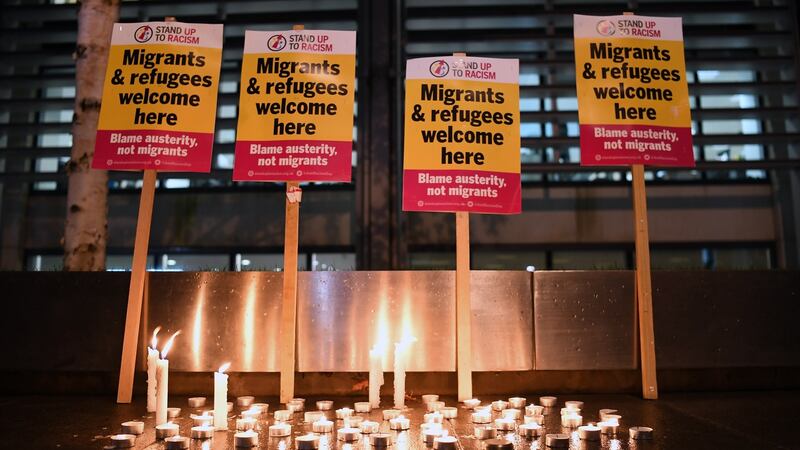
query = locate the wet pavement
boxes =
[1,390,797,449]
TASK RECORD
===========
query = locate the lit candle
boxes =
[561,412,582,428]
[494,418,515,431]
[268,423,291,437]
[146,327,161,413]
[305,411,326,423]
[316,400,333,411]
[156,331,180,426]
[393,328,415,409]
[630,426,654,440]
[485,438,513,450]
[187,397,206,408]
[370,433,392,447]
[237,396,255,408]
[190,412,213,427]
[297,433,320,449]
[473,426,496,440]
[518,422,543,438]
[525,404,543,416]
[427,401,445,412]
[252,403,269,415]
[337,426,361,442]
[565,400,583,410]
[539,396,557,407]
[275,409,292,421]
[382,409,401,420]
[524,414,544,425]
[508,397,526,409]
[440,407,457,419]
[191,425,214,439]
[236,417,256,431]
[336,407,354,420]
[598,420,619,435]
[241,408,261,420]
[360,420,379,434]
[423,427,442,444]
[463,398,481,409]
[433,431,457,450]
[167,407,181,419]
[599,409,618,421]
[369,343,385,409]
[544,433,569,448]
[389,415,410,430]
[214,362,230,430]
[421,394,439,404]
[347,416,365,427]
[164,435,189,449]
[155,422,179,439]
[501,409,520,421]
[110,434,136,448]
[289,398,306,412]
[578,424,600,441]
[355,401,371,413]
[121,421,144,435]
[235,430,259,447]
[312,419,334,433]
[491,400,508,411]
[424,412,443,423]
[471,411,491,424]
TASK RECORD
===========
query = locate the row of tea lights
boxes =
[109,393,653,448]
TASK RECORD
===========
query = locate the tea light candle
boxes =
[433,432,457,450]
[252,403,269,414]
[473,426,496,440]
[164,436,190,449]
[604,414,622,423]
[440,407,457,419]
[561,407,580,416]
[424,412,444,423]
[565,400,583,410]
[421,422,442,433]
[191,413,214,427]
[389,416,410,430]
[421,394,439,403]
[347,416,365,427]
[121,421,144,435]
[167,407,181,419]
[317,400,333,411]
[241,408,260,420]
[235,430,259,447]
[578,424,600,441]
[291,398,306,408]
[305,411,326,423]
[337,426,361,442]
[525,404,544,416]
[355,402,372,413]
[288,402,303,413]
[188,397,206,408]
[383,409,401,420]
[427,401,445,412]
[370,433,392,447]
[297,433,321,449]
[471,411,491,424]
[494,418,515,431]
[518,422,543,438]
[561,413,582,428]
[275,409,292,421]
[508,397,526,409]
[191,425,214,439]
[214,363,230,430]
[269,423,292,437]
[110,434,135,448]
[598,420,619,435]
[423,427,442,444]
[336,407,354,420]
[491,400,508,411]
[544,434,569,448]
[237,396,255,408]
[236,417,256,431]
[155,422,179,439]
[524,414,544,425]
[463,399,481,409]
[599,409,618,421]
[539,396,557,407]
[501,409,521,421]
[360,420,379,434]
[485,438,513,450]
[313,419,334,433]
[630,426,653,440]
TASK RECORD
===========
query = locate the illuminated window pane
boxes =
[551,250,627,270]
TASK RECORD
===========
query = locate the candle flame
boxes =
[219,362,231,374]
[161,330,181,358]
[150,326,161,349]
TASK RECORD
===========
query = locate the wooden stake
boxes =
[452,52,473,401]
[631,164,658,399]
[116,169,157,403]
[279,23,305,404]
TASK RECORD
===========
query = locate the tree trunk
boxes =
[64,0,120,271]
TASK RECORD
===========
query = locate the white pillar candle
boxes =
[312,419,334,433]
[146,327,161,413]
[236,417,256,431]
[110,434,136,448]
[164,436,189,449]
[389,415,410,430]
[214,362,230,430]
[355,402,371,413]
[155,422,179,439]
[234,430,259,447]
[369,345,385,409]
[508,397,526,409]
[156,331,180,426]
[463,398,481,409]
[578,424,601,441]
[393,341,406,409]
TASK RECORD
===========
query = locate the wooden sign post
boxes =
[279,176,301,404]
[117,168,157,403]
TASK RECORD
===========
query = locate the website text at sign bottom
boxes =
[403,169,520,214]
